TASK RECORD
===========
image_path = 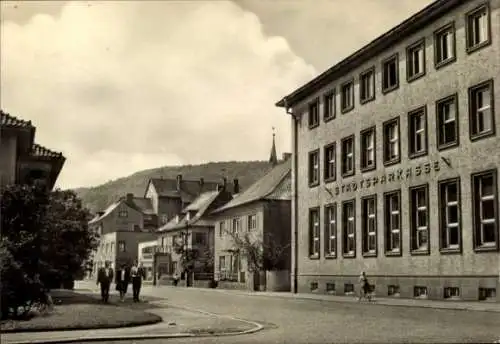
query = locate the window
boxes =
[344,283,354,294]
[382,54,399,93]
[247,214,257,230]
[342,199,356,257]
[383,118,400,165]
[466,4,491,53]
[160,214,169,225]
[362,196,377,256]
[439,178,461,252]
[444,287,460,299]
[219,256,226,271]
[119,210,128,218]
[324,143,336,182]
[410,185,429,254]
[406,39,426,81]
[118,240,126,252]
[341,80,354,113]
[193,232,206,245]
[436,94,459,150]
[308,99,319,128]
[323,91,335,121]
[414,286,428,298]
[324,204,337,257]
[308,150,320,186]
[408,107,427,158]
[384,191,401,255]
[360,127,376,171]
[310,282,319,291]
[219,221,226,237]
[326,283,336,294]
[388,285,400,297]
[472,170,498,251]
[360,67,375,103]
[469,80,495,140]
[341,135,355,177]
[309,208,320,258]
[434,22,456,68]
[232,218,241,234]
[479,288,496,301]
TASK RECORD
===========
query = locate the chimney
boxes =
[199,177,205,191]
[233,179,239,194]
[217,184,223,192]
[282,153,292,161]
[176,174,182,191]
[126,193,134,203]
[222,177,227,191]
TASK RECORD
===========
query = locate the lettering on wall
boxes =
[325,157,452,197]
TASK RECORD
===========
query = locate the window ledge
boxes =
[308,123,320,130]
[470,130,495,142]
[409,150,428,160]
[309,181,320,188]
[466,40,491,55]
[341,171,355,179]
[360,165,376,173]
[324,115,335,123]
[324,176,337,184]
[360,95,375,105]
[474,245,498,253]
[439,248,462,255]
[410,249,430,256]
[385,250,402,257]
[342,253,356,259]
[341,106,354,114]
[362,252,377,258]
[382,84,399,95]
[383,158,400,167]
[435,56,456,70]
[309,254,320,260]
[437,141,459,152]
[407,72,425,83]
[324,254,337,259]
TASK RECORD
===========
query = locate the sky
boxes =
[1,0,433,189]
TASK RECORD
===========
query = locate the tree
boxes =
[227,230,290,273]
[172,232,199,274]
[0,184,98,319]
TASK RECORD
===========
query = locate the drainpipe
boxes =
[284,99,298,294]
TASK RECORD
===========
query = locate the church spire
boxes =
[269,127,278,166]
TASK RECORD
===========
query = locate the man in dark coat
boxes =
[115,263,130,302]
[96,261,114,303]
[131,260,146,302]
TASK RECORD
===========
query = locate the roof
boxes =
[157,190,225,232]
[89,196,155,224]
[276,0,463,108]
[31,143,64,159]
[145,177,229,203]
[0,110,34,129]
[212,160,291,213]
[89,201,121,224]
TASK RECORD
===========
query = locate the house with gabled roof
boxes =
[144,174,235,226]
[211,150,292,292]
[0,110,65,189]
[88,193,157,274]
[153,186,235,285]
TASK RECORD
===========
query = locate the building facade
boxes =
[277,0,499,301]
[138,240,158,281]
[0,110,65,190]
[212,156,292,291]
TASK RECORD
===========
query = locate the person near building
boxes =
[96,261,114,303]
[115,263,130,302]
[131,260,146,302]
[358,271,371,301]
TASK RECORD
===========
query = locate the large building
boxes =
[0,110,65,190]
[276,0,499,301]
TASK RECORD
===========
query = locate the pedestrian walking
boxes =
[131,260,146,302]
[358,271,371,301]
[173,271,180,286]
[115,263,130,302]
[96,261,114,303]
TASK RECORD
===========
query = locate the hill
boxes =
[72,160,276,214]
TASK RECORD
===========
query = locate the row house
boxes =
[276,0,500,301]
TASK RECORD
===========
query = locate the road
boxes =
[80,282,499,344]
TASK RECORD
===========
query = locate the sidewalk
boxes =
[151,285,500,313]
[1,303,263,344]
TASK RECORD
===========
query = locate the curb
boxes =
[3,302,265,344]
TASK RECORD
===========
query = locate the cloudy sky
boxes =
[1,0,432,189]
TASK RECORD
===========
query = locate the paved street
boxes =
[78,282,500,344]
